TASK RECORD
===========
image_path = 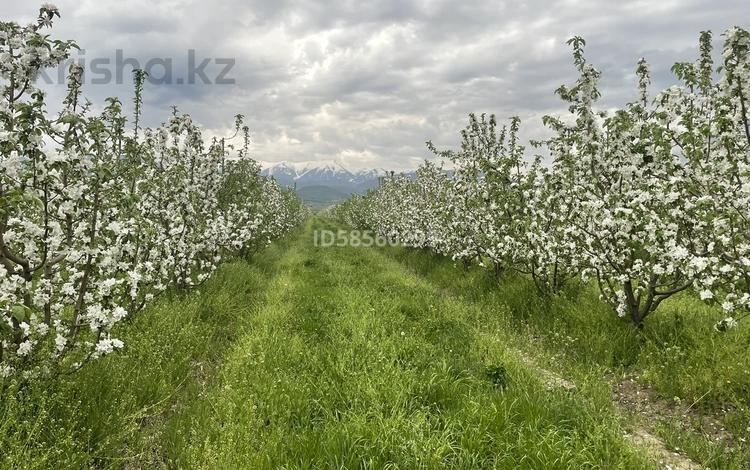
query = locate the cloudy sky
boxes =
[4,0,749,170]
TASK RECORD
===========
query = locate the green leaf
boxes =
[59,115,79,125]
[11,305,27,323]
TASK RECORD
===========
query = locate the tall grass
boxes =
[379,244,750,467]
[172,218,653,468]
[0,233,297,468]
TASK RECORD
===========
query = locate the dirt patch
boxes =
[514,352,702,469]
[625,427,701,470]
[614,377,734,447]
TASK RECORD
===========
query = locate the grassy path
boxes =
[167,218,656,469]
[8,217,730,468]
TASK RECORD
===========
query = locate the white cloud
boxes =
[4,0,749,170]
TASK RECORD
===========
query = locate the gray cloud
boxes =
[4,0,749,170]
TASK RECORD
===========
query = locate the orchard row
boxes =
[335,28,750,329]
[0,6,306,380]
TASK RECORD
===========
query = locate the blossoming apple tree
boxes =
[0,5,306,380]
[335,27,750,328]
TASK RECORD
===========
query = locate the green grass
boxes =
[376,240,750,468]
[0,230,299,468]
[172,217,651,468]
[1,217,747,468]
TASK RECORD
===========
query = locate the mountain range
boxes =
[260,160,394,206]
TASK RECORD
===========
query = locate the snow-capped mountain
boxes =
[260,160,388,192]
[259,160,401,206]
[260,160,416,206]
[262,162,299,185]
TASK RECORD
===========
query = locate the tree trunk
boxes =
[495,261,505,278]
